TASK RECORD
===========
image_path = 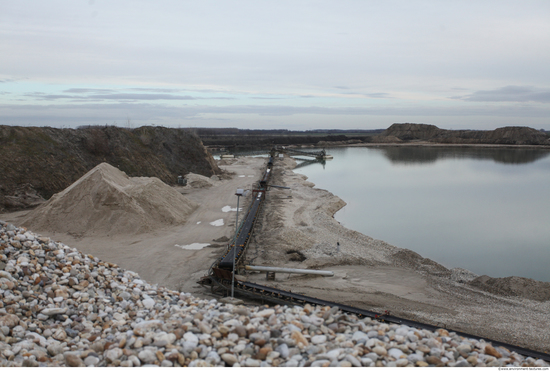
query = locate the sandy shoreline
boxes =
[1,155,549,353]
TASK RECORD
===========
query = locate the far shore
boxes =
[307,141,550,149]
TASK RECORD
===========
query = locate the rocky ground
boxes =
[1,222,549,367]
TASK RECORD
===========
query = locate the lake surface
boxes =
[293,146,550,282]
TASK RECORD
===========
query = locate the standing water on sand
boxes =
[294,146,550,282]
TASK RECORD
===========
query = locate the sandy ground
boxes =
[1,157,263,294]
[2,155,549,353]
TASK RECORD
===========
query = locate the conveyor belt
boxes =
[217,157,273,270]
[218,192,264,269]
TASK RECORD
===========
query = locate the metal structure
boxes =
[283,148,329,159]
[245,265,334,276]
[231,189,248,297]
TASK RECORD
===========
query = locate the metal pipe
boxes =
[245,265,334,276]
[231,193,241,297]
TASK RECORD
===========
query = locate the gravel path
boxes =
[1,221,548,367]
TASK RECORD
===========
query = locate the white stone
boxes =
[183,332,199,347]
[41,307,68,316]
[245,358,261,367]
[326,349,341,361]
[309,315,324,326]
[105,348,123,362]
[154,332,176,347]
[206,351,221,364]
[388,348,404,359]
[352,330,369,341]
[256,309,275,317]
[128,355,141,367]
[361,357,374,366]
[311,360,330,367]
[84,356,100,366]
[275,343,289,359]
[142,298,155,309]
[311,335,327,344]
[138,349,157,364]
[407,353,424,363]
[132,319,163,330]
[285,359,299,367]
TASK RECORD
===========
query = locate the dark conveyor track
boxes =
[200,154,550,363]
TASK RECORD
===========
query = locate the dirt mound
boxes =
[381,123,442,141]
[379,123,550,145]
[370,135,402,143]
[21,163,198,237]
[470,275,550,302]
[185,173,216,188]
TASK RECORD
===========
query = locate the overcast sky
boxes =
[1,0,549,130]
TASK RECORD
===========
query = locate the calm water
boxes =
[293,146,550,282]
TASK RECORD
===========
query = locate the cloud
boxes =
[21,91,237,102]
[63,88,115,93]
[4,101,549,118]
[453,86,550,103]
[90,93,197,101]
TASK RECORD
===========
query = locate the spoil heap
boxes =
[21,163,198,237]
[0,222,548,367]
[184,173,217,189]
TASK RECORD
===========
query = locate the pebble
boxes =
[311,334,327,344]
[0,222,548,368]
[221,353,238,366]
[373,346,388,356]
[388,347,404,359]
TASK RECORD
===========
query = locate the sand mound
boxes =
[469,275,550,302]
[185,172,216,188]
[22,163,198,236]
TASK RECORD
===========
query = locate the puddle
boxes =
[175,243,210,250]
[222,206,242,212]
[210,219,224,226]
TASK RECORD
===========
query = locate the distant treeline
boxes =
[193,127,384,137]
[193,128,383,148]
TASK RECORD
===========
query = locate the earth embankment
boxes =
[0,125,219,211]
[375,123,550,145]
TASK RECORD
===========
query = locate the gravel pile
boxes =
[1,221,548,367]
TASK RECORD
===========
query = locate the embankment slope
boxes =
[0,125,219,211]
[374,123,550,145]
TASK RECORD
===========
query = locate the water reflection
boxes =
[294,146,550,282]
[377,146,550,165]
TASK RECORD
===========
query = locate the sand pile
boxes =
[470,275,550,302]
[21,163,198,236]
[185,172,217,188]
